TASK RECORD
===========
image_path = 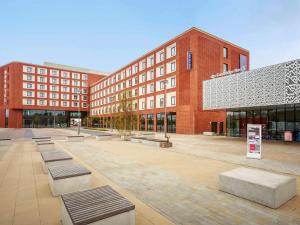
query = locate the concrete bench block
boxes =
[141,139,161,147]
[96,135,112,141]
[61,186,135,225]
[66,136,84,142]
[37,143,55,152]
[0,139,12,145]
[130,138,142,143]
[48,164,91,196]
[203,132,216,136]
[219,167,297,208]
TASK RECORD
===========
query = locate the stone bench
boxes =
[32,136,51,140]
[37,142,55,152]
[41,150,73,173]
[203,132,216,136]
[48,164,92,196]
[219,167,297,208]
[0,138,12,145]
[131,137,172,148]
[61,185,135,225]
[96,134,113,141]
[66,135,84,142]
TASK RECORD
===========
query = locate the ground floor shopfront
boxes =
[226,104,300,141]
[96,112,177,133]
[22,110,88,128]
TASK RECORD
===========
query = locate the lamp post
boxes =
[77,89,81,135]
[163,79,169,140]
[53,101,56,128]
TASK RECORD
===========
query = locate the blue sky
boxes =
[1,0,300,72]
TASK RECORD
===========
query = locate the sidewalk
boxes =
[0,141,174,225]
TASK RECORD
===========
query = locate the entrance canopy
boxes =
[203,59,300,110]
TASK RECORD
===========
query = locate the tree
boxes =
[114,90,138,138]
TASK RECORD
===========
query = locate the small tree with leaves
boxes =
[114,90,138,138]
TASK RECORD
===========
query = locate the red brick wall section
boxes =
[0,66,4,127]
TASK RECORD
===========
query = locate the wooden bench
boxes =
[219,167,297,208]
[41,150,73,173]
[131,137,172,148]
[61,186,135,225]
[96,134,113,141]
[37,142,55,151]
[48,164,92,196]
[66,135,84,142]
[0,138,12,145]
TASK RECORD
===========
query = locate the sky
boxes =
[1,0,300,72]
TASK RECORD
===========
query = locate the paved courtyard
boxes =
[0,128,300,225]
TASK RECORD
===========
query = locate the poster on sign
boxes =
[247,124,262,159]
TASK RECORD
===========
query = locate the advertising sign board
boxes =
[247,124,262,159]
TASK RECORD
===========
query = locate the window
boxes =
[26,91,33,97]
[171,96,176,105]
[63,102,68,107]
[160,81,165,90]
[160,66,164,76]
[62,72,69,78]
[150,70,154,80]
[51,100,57,106]
[26,99,32,105]
[160,98,164,107]
[134,89,138,96]
[171,77,176,87]
[51,93,57,99]
[223,47,228,58]
[223,63,229,72]
[150,83,154,92]
[150,57,154,66]
[171,46,176,56]
[142,74,146,82]
[142,86,145,94]
[51,78,58,84]
[72,73,80,79]
[171,62,176,72]
[62,94,68,99]
[150,100,154,109]
[82,89,87,94]
[39,77,45,82]
[51,70,59,76]
[240,54,247,71]
[82,74,88,80]
[51,86,57,91]
[39,100,45,106]
[62,79,68,85]
[160,52,164,61]
[39,68,46,75]
[26,75,33,81]
[40,84,46,90]
[135,77,138,85]
[39,92,45,98]
[142,101,145,109]
[27,67,33,73]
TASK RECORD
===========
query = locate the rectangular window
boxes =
[26,99,32,105]
[160,52,164,61]
[142,74,146,82]
[160,81,165,90]
[142,87,145,94]
[26,91,33,97]
[171,77,176,87]
[171,46,176,56]
[171,96,176,105]
[142,102,145,109]
[160,67,164,76]
[223,63,229,72]
[150,70,154,79]
[150,100,154,109]
[27,83,33,88]
[39,77,45,82]
[160,98,164,107]
[223,47,228,58]
[150,83,154,92]
[171,62,176,72]
[240,54,247,71]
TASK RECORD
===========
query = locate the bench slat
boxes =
[61,186,135,225]
[49,164,91,180]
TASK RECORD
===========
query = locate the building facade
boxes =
[0,27,249,133]
[89,27,249,134]
[203,59,300,140]
[0,62,107,128]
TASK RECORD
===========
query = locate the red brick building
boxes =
[0,62,107,128]
[0,27,249,133]
[90,27,249,134]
